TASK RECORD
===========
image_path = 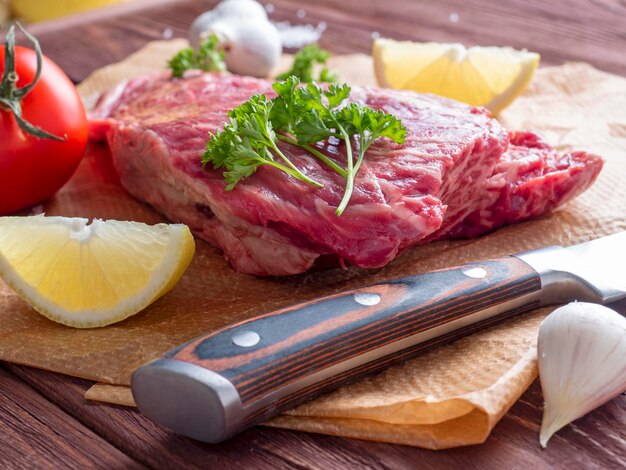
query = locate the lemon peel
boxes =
[0,216,195,328]
[373,38,540,115]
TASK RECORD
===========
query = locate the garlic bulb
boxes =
[213,0,268,20]
[189,0,268,47]
[188,0,282,78]
[214,20,282,78]
[537,302,626,447]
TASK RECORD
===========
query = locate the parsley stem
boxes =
[277,134,347,178]
[353,134,369,175]
[264,159,322,187]
[335,124,354,215]
[269,143,323,188]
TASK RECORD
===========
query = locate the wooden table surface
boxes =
[2,0,625,468]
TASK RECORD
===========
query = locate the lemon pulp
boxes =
[373,38,540,115]
[0,216,195,328]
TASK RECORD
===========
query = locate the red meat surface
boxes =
[90,71,603,275]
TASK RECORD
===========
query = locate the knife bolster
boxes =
[131,358,243,443]
[516,246,617,304]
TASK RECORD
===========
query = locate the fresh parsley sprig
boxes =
[202,94,322,190]
[334,103,406,213]
[276,44,338,83]
[270,77,348,177]
[272,80,359,214]
[269,78,406,214]
[168,34,226,78]
[203,76,406,215]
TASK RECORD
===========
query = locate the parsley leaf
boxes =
[270,78,347,176]
[269,76,303,133]
[168,33,227,78]
[202,94,322,190]
[202,76,407,215]
[334,103,406,213]
[337,104,407,157]
[294,110,334,144]
[274,80,358,214]
[276,44,338,83]
[324,83,351,109]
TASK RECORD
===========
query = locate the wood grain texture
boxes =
[1,0,625,467]
[8,0,625,83]
[5,363,625,469]
[239,299,541,430]
[170,258,539,410]
[0,366,141,469]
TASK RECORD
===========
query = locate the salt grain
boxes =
[274,21,326,48]
[449,13,460,23]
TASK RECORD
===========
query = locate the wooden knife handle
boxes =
[131,256,541,443]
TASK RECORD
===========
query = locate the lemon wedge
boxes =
[0,216,195,328]
[373,38,540,114]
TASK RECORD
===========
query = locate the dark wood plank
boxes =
[490,382,626,469]
[6,364,405,470]
[0,366,141,469]
[6,364,625,469]
[279,0,626,76]
[7,0,624,83]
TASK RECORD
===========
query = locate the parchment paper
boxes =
[1,40,624,449]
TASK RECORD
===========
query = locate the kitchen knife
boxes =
[131,231,626,443]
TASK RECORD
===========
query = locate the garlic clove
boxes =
[188,0,282,78]
[214,0,268,21]
[189,0,268,49]
[537,302,626,448]
[221,19,282,77]
[189,11,220,49]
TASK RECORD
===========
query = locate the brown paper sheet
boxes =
[1,40,625,449]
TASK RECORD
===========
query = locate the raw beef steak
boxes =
[90,71,603,275]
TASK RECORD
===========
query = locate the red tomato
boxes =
[0,45,88,215]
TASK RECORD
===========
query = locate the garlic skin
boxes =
[188,0,282,78]
[213,0,268,20]
[189,0,268,46]
[537,302,626,448]
[210,20,281,78]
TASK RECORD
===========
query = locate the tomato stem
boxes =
[0,23,66,141]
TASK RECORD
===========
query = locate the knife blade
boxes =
[131,231,626,443]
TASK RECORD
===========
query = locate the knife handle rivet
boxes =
[353,292,381,306]
[462,266,487,279]
[232,331,261,348]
